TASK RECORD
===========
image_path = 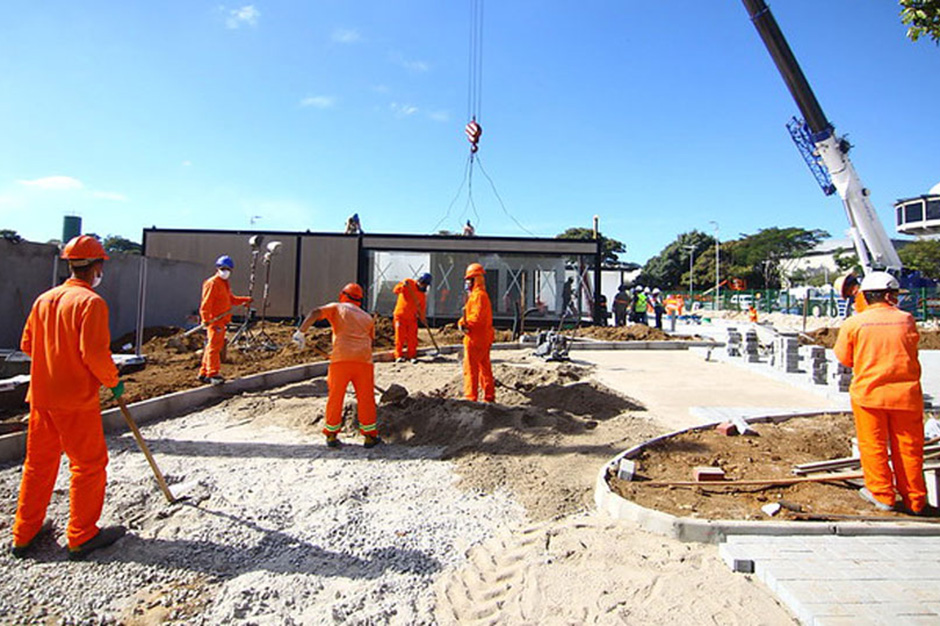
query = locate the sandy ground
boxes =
[0,349,796,624]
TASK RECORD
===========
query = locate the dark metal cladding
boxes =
[741,0,831,137]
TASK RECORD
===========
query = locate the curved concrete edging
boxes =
[594,412,940,542]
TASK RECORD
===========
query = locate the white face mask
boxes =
[218,269,231,280]
[91,272,103,289]
[464,278,473,293]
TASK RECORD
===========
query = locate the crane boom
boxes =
[741,0,903,274]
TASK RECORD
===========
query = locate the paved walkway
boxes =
[577,328,940,626]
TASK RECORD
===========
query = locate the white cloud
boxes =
[17,176,84,190]
[390,102,418,117]
[428,110,450,123]
[300,95,336,109]
[92,191,128,202]
[389,52,429,73]
[226,5,259,29]
[332,28,361,44]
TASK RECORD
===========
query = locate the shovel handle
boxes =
[182,308,234,337]
[117,397,177,503]
[420,316,441,352]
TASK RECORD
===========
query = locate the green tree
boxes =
[639,230,715,290]
[900,0,940,44]
[102,234,142,255]
[899,239,940,280]
[734,227,828,289]
[555,227,626,265]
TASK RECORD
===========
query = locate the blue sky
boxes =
[1,1,937,264]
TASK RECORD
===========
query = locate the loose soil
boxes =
[611,412,934,521]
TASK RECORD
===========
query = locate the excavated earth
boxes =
[610,411,939,521]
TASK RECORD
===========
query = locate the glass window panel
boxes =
[927,199,940,221]
[906,202,924,223]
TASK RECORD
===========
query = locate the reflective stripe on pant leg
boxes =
[204,325,226,377]
[463,338,478,401]
[393,316,405,359]
[853,402,896,507]
[349,362,377,435]
[324,362,354,435]
[13,408,63,546]
[479,345,495,402]
[55,408,109,548]
[889,408,927,513]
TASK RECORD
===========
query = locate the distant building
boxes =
[895,181,940,238]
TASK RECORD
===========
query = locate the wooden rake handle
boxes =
[117,397,177,503]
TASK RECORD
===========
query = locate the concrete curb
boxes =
[594,412,940,542]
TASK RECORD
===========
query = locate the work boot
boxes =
[208,376,225,386]
[395,357,406,363]
[10,520,54,559]
[197,375,211,384]
[325,434,340,448]
[859,488,894,512]
[363,434,382,449]
[67,525,126,561]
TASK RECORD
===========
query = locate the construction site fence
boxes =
[675,288,940,321]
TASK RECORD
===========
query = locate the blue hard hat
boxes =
[216,255,234,269]
[418,272,432,285]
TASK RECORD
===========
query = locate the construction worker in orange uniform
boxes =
[198,255,251,385]
[458,263,495,402]
[392,273,432,362]
[834,271,926,514]
[292,283,380,448]
[12,235,127,560]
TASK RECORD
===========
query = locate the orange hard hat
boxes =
[61,235,109,265]
[465,262,485,279]
[339,282,364,304]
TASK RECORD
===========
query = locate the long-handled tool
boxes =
[232,234,264,348]
[419,316,446,359]
[116,397,185,504]
[166,308,233,350]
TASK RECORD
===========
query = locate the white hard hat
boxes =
[644,286,651,293]
[860,271,899,292]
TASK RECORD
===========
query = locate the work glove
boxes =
[110,381,125,400]
[291,330,306,350]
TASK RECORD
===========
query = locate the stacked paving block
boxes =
[726,327,742,357]
[773,332,801,373]
[802,345,827,384]
[743,329,761,363]
[830,359,852,392]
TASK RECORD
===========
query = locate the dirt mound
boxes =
[609,412,930,520]
[576,325,692,342]
[378,363,641,459]
[804,325,940,349]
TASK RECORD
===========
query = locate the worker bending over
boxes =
[393,273,431,362]
[198,255,251,385]
[834,272,926,514]
[293,283,380,448]
[458,263,494,402]
[12,235,126,560]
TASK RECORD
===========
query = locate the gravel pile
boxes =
[0,397,525,624]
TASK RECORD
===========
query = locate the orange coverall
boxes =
[14,278,120,549]
[318,302,377,436]
[834,302,926,512]
[459,281,495,402]
[393,278,426,359]
[198,274,250,378]
[853,289,868,315]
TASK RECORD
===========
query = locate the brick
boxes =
[693,466,726,481]
[716,421,738,436]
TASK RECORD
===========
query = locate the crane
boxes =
[741,0,903,278]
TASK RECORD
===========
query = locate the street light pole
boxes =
[684,244,695,301]
[709,221,720,311]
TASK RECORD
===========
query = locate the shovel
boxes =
[116,397,187,504]
[167,308,233,351]
[419,317,445,359]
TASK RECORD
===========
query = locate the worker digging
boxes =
[11,235,127,561]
